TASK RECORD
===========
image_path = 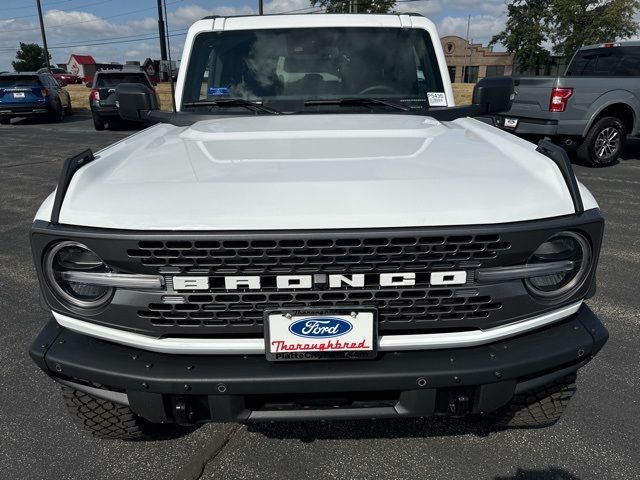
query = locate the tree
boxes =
[310,0,396,14]
[490,0,551,75]
[493,0,640,71]
[12,43,50,72]
[549,0,640,60]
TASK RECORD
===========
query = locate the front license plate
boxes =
[504,117,518,128]
[265,310,376,362]
[13,92,25,98]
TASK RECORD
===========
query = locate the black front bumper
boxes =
[30,304,607,424]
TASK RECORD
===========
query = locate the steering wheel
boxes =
[359,85,400,95]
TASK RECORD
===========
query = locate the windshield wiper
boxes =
[182,99,280,114]
[304,97,413,112]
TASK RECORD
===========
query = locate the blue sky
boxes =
[0,0,508,71]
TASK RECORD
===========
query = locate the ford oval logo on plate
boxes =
[288,317,353,339]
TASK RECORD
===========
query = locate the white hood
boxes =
[39,114,596,230]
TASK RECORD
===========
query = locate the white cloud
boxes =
[265,0,313,14]
[441,0,506,15]
[438,14,506,45]
[168,4,256,28]
[395,0,442,16]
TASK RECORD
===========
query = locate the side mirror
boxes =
[116,82,159,121]
[85,82,92,88]
[472,76,514,115]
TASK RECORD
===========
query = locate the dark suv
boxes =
[0,72,72,124]
[87,70,157,130]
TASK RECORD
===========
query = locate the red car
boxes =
[37,67,82,85]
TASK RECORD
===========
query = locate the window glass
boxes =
[463,66,479,83]
[566,46,640,76]
[183,27,445,110]
[0,75,40,87]
[95,73,149,88]
[448,66,456,83]
[485,65,505,77]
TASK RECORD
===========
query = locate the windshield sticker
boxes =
[208,87,229,96]
[427,92,447,107]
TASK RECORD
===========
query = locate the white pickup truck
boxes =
[29,13,608,440]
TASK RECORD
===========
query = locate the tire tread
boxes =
[485,374,577,428]
[62,387,153,440]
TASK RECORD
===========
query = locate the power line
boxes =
[1,0,184,33]
[2,0,74,11]
[48,29,187,47]
[0,29,187,52]
[276,5,324,14]
[0,0,113,21]
[0,31,187,52]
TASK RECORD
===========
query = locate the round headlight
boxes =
[525,232,592,300]
[44,241,113,308]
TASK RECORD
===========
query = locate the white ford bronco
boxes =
[30,13,608,440]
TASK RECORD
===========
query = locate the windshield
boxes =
[182,27,444,112]
[0,76,40,87]
[96,74,150,88]
[51,68,67,74]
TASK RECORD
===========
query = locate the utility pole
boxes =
[157,0,168,80]
[35,0,50,69]
[259,0,263,15]
[462,15,470,83]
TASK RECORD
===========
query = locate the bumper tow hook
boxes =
[448,394,470,417]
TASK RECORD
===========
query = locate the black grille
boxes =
[128,235,511,275]
[138,288,502,333]
[132,234,510,334]
[32,210,604,338]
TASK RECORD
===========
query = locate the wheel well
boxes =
[593,103,635,133]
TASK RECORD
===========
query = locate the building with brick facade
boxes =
[440,36,515,83]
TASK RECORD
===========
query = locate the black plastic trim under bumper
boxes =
[30,304,608,423]
[476,114,560,136]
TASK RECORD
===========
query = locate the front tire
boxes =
[62,387,188,440]
[483,374,577,428]
[65,102,73,116]
[577,116,626,167]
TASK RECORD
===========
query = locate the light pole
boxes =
[259,0,263,15]
[35,0,51,69]
[157,0,168,80]
[462,15,470,82]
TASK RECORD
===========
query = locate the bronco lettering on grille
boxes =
[172,272,467,291]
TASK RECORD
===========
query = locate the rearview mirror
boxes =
[472,77,514,115]
[116,83,159,122]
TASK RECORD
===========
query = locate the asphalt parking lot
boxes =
[1,114,638,480]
